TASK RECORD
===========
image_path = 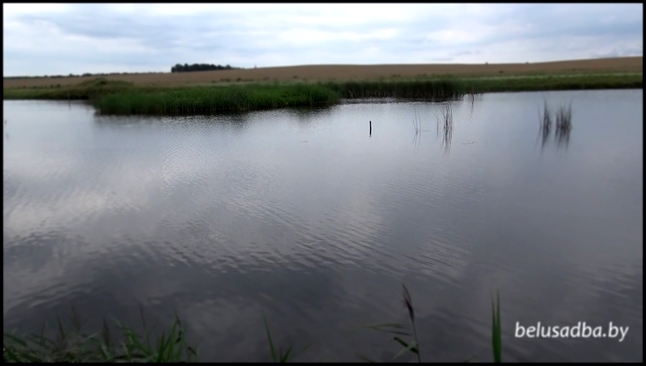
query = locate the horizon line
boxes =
[4,55,643,79]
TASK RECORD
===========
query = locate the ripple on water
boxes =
[3,94,643,362]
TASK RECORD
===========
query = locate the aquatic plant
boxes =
[3,308,197,363]
[4,72,640,116]
[4,286,504,363]
[92,84,340,115]
[359,285,503,363]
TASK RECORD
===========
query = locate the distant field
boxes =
[4,57,642,89]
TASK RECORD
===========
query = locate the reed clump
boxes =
[3,311,197,363]
[5,285,505,363]
[4,72,638,116]
[323,79,468,100]
[467,73,641,92]
[92,84,340,115]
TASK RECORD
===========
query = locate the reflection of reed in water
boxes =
[554,102,572,148]
[436,103,453,152]
[538,100,572,150]
[538,101,552,149]
[554,124,571,148]
[465,90,482,117]
[412,109,424,147]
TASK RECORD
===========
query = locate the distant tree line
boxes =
[170,63,241,73]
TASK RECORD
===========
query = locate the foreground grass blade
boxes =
[492,291,502,363]
[279,344,293,363]
[361,323,411,336]
[4,311,197,363]
[401,284,422,362]
[392,337,419,360]
[4,289,504,363]
[263,313,278,362]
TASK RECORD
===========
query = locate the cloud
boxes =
[2,4,643,76]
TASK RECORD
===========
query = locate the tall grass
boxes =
[93,79,467,116]
[263,314,294,363]
[262,314,313,363]
[323,79,468,100]
[360,284,503,363]
[4,286,504,363]
[465,73,642,92]
[4,73,640,116]
[3,310,197,363]
[93,84,340,115]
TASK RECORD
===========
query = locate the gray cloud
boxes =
[3,4,643,76]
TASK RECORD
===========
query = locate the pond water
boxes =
[3,90,643,362]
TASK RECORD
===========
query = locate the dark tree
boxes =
[170,63,240,73]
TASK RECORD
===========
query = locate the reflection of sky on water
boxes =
[3,91,642,362]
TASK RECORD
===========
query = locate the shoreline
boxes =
[3,72,642,116]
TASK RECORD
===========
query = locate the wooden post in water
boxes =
[369,121,372,136]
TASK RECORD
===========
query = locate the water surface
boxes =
[3,90,643,362]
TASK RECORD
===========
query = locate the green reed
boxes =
[3,308,197,363]
[4,286,504,363]
[3,73,640,116]
[359,285,504,363]
[92,83,340,115]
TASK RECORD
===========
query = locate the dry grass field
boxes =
[4,57,642,89]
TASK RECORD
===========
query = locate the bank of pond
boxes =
[3,73,642,116]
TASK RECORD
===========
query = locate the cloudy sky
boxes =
[3,3,643,77]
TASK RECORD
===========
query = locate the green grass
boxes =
[358,285,424,362]
[322,79,467,99]
[262,314,314,363]
[3,72,641,116]
[462,73,642,92]
[3,310,197,363]
[92,83,340,115]
[4,286,504,363]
